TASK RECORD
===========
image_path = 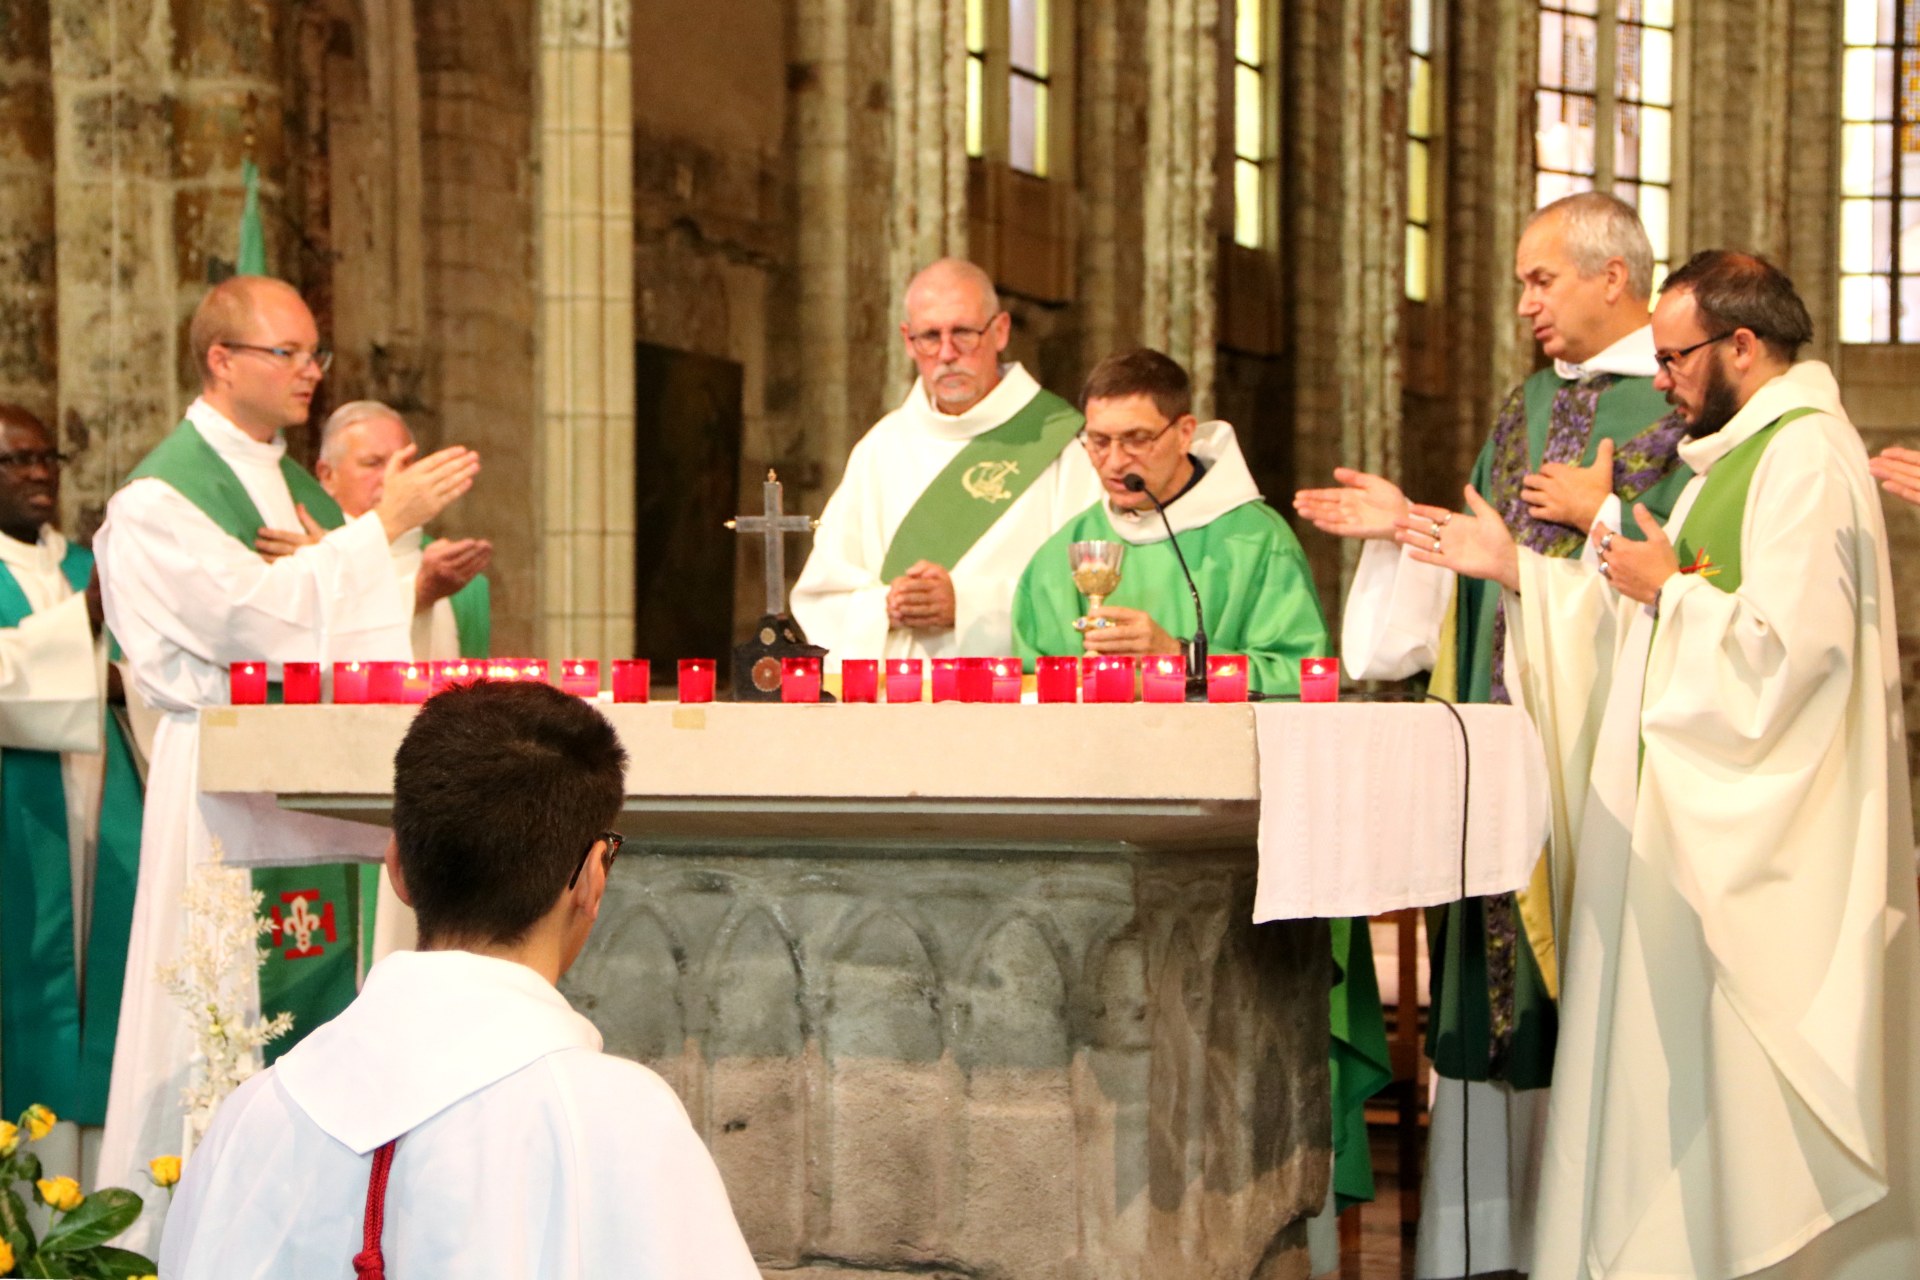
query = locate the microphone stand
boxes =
[1122,473,1208,701]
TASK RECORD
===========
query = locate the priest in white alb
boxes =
[791,258,1103,663]
[1400,250,1919,1278]
[94,275,480,1246]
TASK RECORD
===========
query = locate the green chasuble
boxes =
[1012,448,1388,1208]
[0,545,145,1124]
[1427,367,1690,1090]
[126,421,365,1064]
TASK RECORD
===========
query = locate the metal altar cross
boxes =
[725,470,818,616]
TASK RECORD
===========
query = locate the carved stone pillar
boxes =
[1142,0,1221,416]
[536,0,636,657]
[0,0,57,424]
[882,0,968,395]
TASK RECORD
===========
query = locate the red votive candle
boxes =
[560,659,599,697]
[1207,655,1249,703]
[485,659,522,682]
[841,658,879,703]
[611,659,650,703]
[368,661,406,703]
[332,661,370,704]
[1036,656,1079,703]
[931,657,959,702]
[1092,655,1135,703]
[281,662,322,704]
[431,660,481,693]
[229,661,268,705]
[1142,655,1186,703]
[1300,656,1340,703]
[885,659,923,703]
[1082,656,1097,703]
[399,662,432,704]
[956,657,992,703]
[781,656,822,703]
[678,658,716,703]
[989,657,1022,703]
[519,659,550,685]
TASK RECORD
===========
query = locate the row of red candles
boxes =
[228,655,1340,706]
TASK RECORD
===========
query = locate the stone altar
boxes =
[199,702,1332,1279]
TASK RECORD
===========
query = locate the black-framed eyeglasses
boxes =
[1654,332,1735,375]
[1077,419,1179,458]
[567,830,624,890]
[219,341,334,376]
[0,450,70,473]
[905,314,1002,357]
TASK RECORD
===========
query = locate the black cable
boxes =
[1255,686,1474,1275]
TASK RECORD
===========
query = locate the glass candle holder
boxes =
[281,662,322,704]
[1300,656,1340,703]
[519,658,550,685]
[399,662,432,704]
[228,661,268,706]
[431,660,482,693]
[559,659,599,697]
[611,659,650,703]
[332,661,370,704]
[1142,655,1186,703]
[781,656,822,703]
[930,657,959,703]
[841,658,879,703]
[1036,656,1079,703]
[885,659,923,703]
[1206,655,1249,703]
[368,661,407,703]
[1081,655,1098,703]
[1092,655,1136,703]
[677,658,716,703]
[988,657,1022,703]
[956,657,992,704]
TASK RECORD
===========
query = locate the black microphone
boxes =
[1123,473,1208,700]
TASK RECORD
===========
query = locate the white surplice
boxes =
[1506,361,1920,1279]
[791,364,1104,666]
[160,950,760,1280]
[95,399,416,1248]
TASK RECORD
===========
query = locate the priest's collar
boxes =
[1553,324,1657,382]
[1109,457,1208,523]
[185,397,289,464]
[1677,360,1843,475]
[0,524,64,574]
[903,363,1041,442]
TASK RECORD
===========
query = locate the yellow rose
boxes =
[22,1104,56,1140]
[148,1154,182,1187]
[0,1240,13,1271]
[0,1119,17,1155]
[36,1174,83,1212]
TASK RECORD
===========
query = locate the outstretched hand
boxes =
[1292,468,1411,541]
[1393,485,1520,591]
[1869,445,1920,506]
[1591,503,1677,606]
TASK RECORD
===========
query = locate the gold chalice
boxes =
[1069,540,1125,632]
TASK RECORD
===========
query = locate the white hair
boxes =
[1527,192,1656,299]
[318,400,410,467]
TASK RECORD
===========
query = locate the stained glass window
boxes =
[1234,0,1267,248]
[966,0,986,159]
[1407,0,1435,300]
[1009,0,1051,176]
[1536,0,1675,287]
[1839,0,1920,343]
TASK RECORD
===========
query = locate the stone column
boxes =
[0,0,57,423]
[536,0,636,658]
[1141,0,1221,417]
[883,0,968,394]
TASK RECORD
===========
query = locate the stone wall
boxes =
[0,0,57,423]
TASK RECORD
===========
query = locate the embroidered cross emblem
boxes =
[961,459,1019,503]
[269,890,339,959]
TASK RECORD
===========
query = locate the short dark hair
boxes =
[391,681,628,948]
[1660,250,1814,362]
[1079,348,1192,421]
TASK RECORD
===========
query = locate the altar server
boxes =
[0,404,142,1182]
[94,275,478,1245]
[792,258,1103,663]
[161,680,760,1280]
[1405,250,1920,1279]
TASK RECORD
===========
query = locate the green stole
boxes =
[419,532,491,659]
[126,419,362,1063]
[878,388,1082,580]
[1669,408,1816,594]
[0,546,145,1124]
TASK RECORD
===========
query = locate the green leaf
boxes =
[59,1244,159,1280]
[39,1188,142,1255]
[12,1154,40,1187]
[0,1186,37,1260]
[18,1254,54,1278]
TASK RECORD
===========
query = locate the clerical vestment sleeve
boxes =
[1236,538,1329,697]
[1339,539,1453,680]
[790,447,894,664]
[0,592,102,753]
[99,481,411,709]
[1638,420,1889,1172]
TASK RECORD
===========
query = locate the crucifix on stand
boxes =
[725,470,827,700]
